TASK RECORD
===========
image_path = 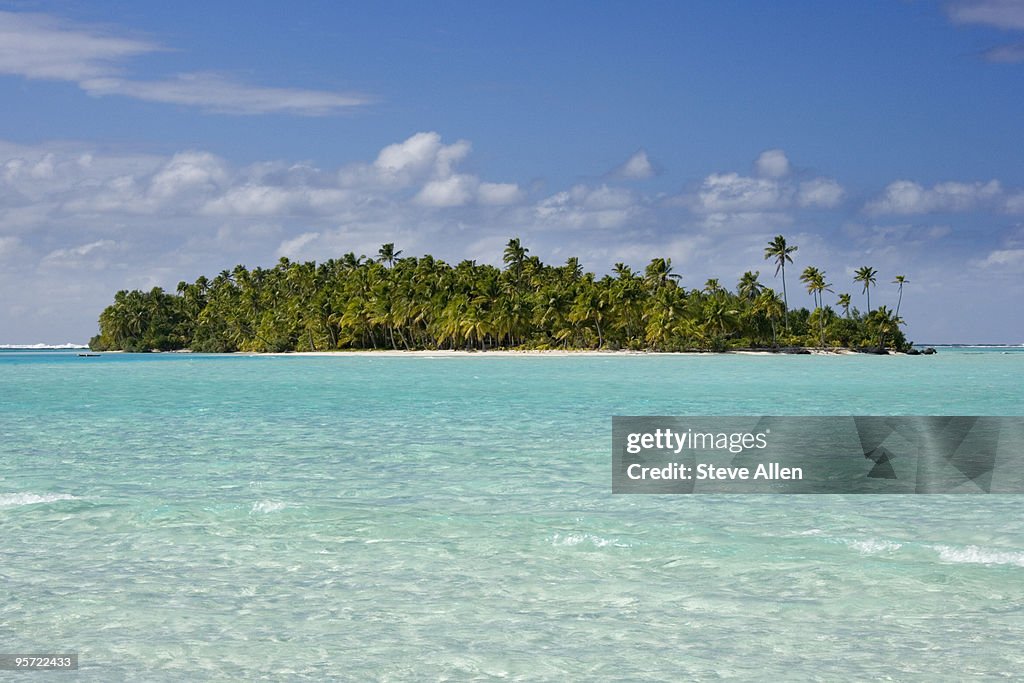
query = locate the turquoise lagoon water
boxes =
[2,348,1023,680]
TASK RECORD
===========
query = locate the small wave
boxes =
[551,532,628,548]
[251,501,287,514]
[932,545,1024,567]
[0,492,79,508]
[847,538,903,554]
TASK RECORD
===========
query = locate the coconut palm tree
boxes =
[764,235,797,333]
[854,266,877,312]
[892,275,908,318]
[737,271,763,303]
[837,293,852,318]
[869,306,904,350]
[800,266,823,309]
[377,243,402,267]
[503,238,528,279]
[643,257,680,291]
[804,269,833,348]
[750,289,783,347]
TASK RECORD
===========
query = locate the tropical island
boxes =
[89,236,911,354]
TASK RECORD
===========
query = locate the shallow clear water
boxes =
[2,349,1023,680]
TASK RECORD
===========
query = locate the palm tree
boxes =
[837,293,852,318]
[800,266,823,309]
[752,289,785,347]
[869,305,904,350]
[802,268,833,347]
[643,257,681,290]
[764,235,797,333]
[503,238,528,279]
[892,275,908,318]
[854,266,877,312]
[92,235,914,355]
[736,271,763,303]
[378,243,402,267]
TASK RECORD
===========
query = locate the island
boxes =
[89,236,911,354]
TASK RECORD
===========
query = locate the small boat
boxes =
[78,353,101,357]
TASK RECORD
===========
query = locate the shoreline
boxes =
[215,347,871,358]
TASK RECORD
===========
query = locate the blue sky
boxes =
[1,1,1022,344]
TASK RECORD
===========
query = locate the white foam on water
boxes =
[931,545,1024,567]
[0,492,79,508]
[250,500,287,514]
[551,532,628,548]
[847,538,903,554]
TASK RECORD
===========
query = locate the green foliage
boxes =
[91,238,913,354]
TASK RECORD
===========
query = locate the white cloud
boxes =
[696,173,789,213]
[149,151,227,200]
[533,184,640,230]
[974,248,1024,269]
[582,185,635,210]
[276,232,321,260]
[375,132,447,175]
[797,178,845,208]
[612,150,655,179]
[755,149,790,179]
[415,174,478,207]
[0,11,370,115]
[204,185,297,216]
[80,73,371,116]
[478,182,523,205]
[947,0,1024,30]
[1005,192,1024,213]
[679,151,846,232]
[0,11,156,81]
[434,140,472,178]
[865,179,1002,215]
[41,239,118,268]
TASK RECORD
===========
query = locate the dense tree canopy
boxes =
[90,238,910,353]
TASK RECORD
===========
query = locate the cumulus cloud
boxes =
[797,178,845,208]
[682,150,845,227]
[0,10,370,115]
[755,149,790,179]
[366,132,474,191]
[415,174,478,207]
[477,182,523,205]
[865,179,1003,215]
[150,151,228,200]
[696,173,790,213]
[533,184,641,230]
[612,150,655,179]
